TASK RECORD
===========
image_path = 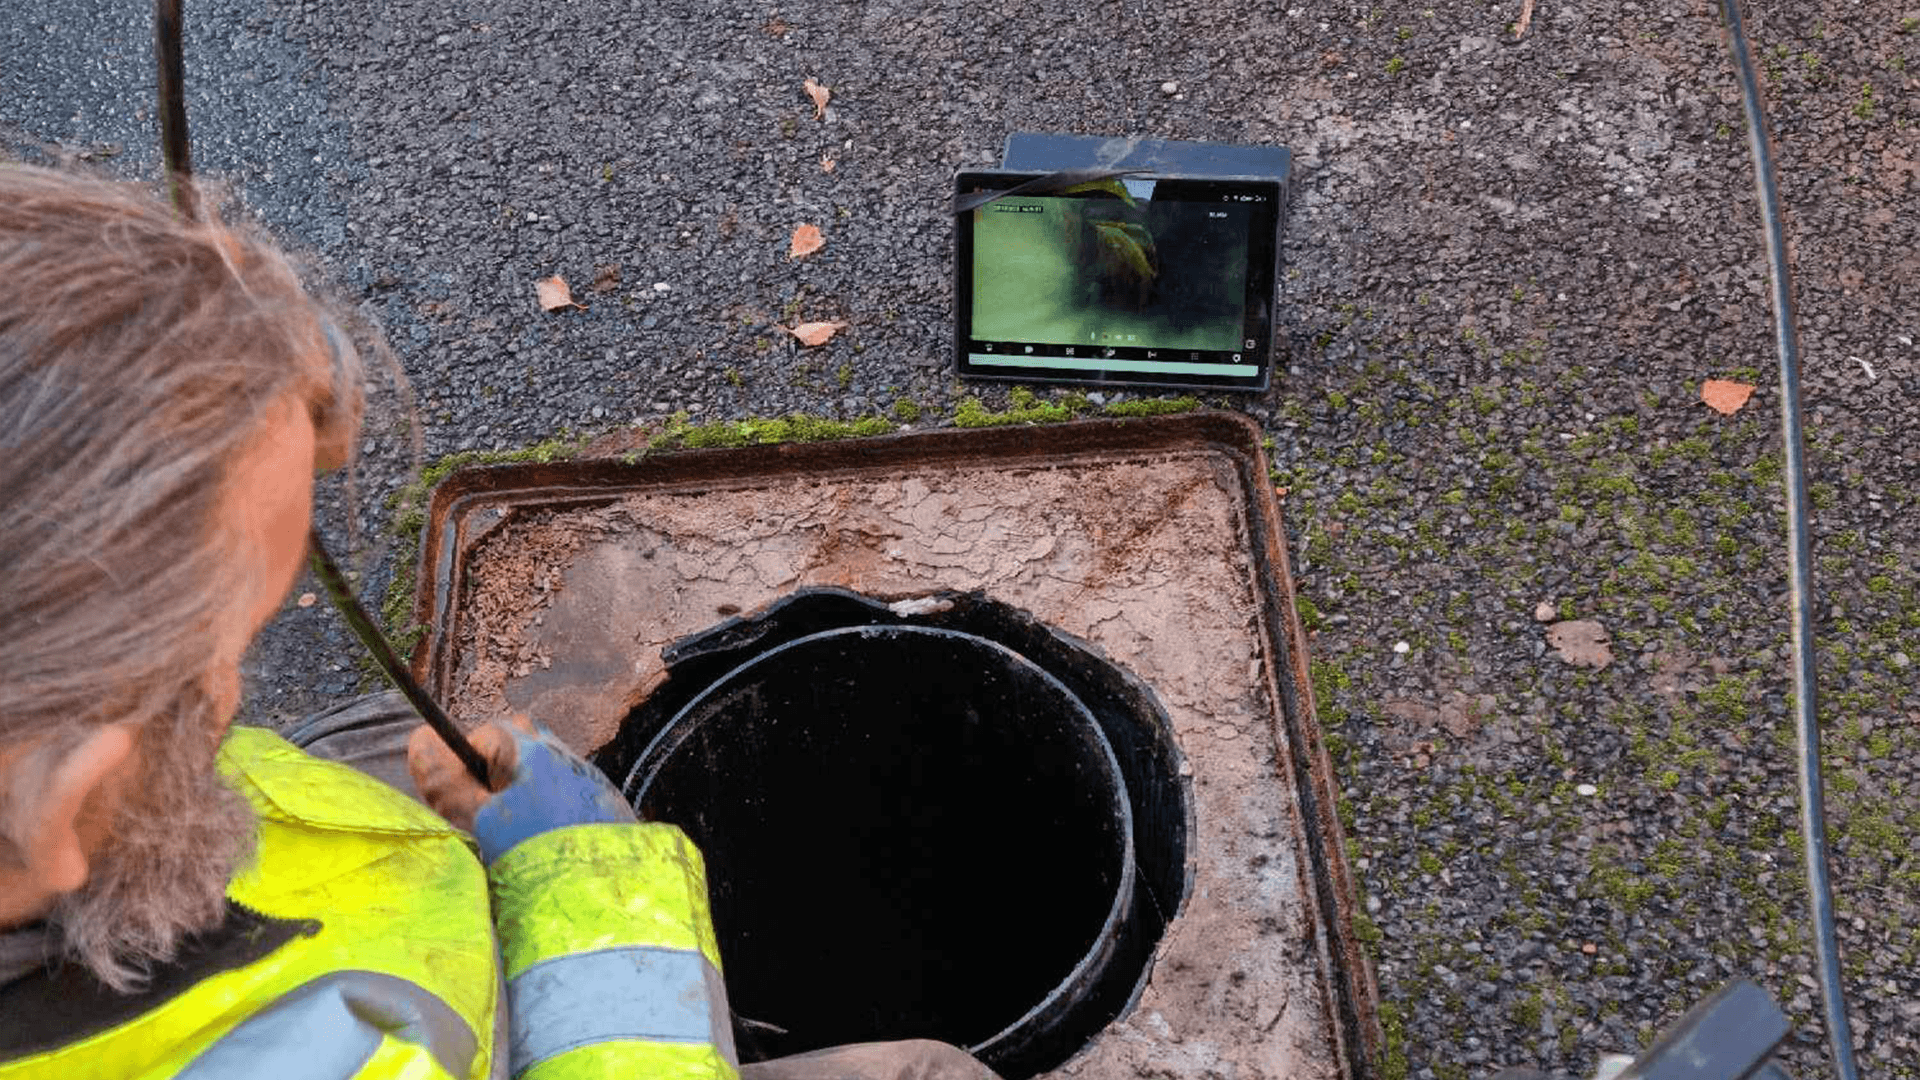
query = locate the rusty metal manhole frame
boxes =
[408,411,1381,1077]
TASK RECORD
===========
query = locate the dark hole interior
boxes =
[600,589,1191,1080]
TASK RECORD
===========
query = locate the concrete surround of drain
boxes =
[443,452,1341,1079]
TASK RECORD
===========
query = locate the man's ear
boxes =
[11,725,138,895]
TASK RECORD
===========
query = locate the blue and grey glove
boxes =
[470,726,636,864]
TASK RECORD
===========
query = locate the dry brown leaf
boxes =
[785,320,847,347]
[803,77,830,120]
[1514,0,1535,38]
[789,223,825,259]
[820,153,837,173]
[1546,619,1613,669]
[295,592,317,608]
[535,275,584,311]
[590,264,621,293]
[1701,379,1755,415]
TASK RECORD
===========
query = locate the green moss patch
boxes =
[652,411,896,449]
[954,385,1200,427]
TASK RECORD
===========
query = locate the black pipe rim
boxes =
[623,623,1139,1063]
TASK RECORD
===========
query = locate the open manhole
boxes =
[413,414,1376,1080]
[594,590,1190,1078]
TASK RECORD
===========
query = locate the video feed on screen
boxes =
[968,184,1251,353]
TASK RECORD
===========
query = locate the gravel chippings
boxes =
[6,1,1917,1077]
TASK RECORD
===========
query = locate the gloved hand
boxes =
[408,716,635,864]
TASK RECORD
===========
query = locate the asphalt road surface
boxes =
[6,1,1917,1077]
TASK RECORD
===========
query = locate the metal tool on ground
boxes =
[150,0,492,787]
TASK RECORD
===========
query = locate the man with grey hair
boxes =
[0,162,996,1080]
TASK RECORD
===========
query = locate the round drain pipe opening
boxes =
[606,592,1191,1079]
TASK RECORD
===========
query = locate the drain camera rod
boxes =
[153,0,197,217]
[1718,0,1857,1076]
[153,0,492,786]
[306,532,493,786]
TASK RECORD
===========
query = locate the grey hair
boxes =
[0,160,364,845]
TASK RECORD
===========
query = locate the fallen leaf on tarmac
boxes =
[535,275,585,311]
[1547,619,1613,669]
[1701,378,1755,415]
[1385,692,1493,739]
[590,264,621,293]
[1650,647,1700,697]
[789,223,825,259]
[1514,0,1535,39]
[1439,691,1499,739]
[784,320,847,346]
[296,592,317,608]
[803,77,830,119]
[820,153,837,173]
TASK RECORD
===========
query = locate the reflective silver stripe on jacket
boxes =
[177,970,477,1080]
[506,945,735,1077]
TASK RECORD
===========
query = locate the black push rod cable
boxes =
[153,0,196,218]
[151,0,493,786]
[1716,1,1857,1077]
[304,531,495,784]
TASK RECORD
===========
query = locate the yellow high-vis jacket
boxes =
[0,727,739,1080]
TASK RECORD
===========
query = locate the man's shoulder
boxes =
[219,726,461,838]
[0,902,317,1062]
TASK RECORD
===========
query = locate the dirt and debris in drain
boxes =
[445,453,1339,1079]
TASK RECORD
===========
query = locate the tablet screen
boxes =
[954,171,1279,392]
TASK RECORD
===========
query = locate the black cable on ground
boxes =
[1715,2,1858,1077]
